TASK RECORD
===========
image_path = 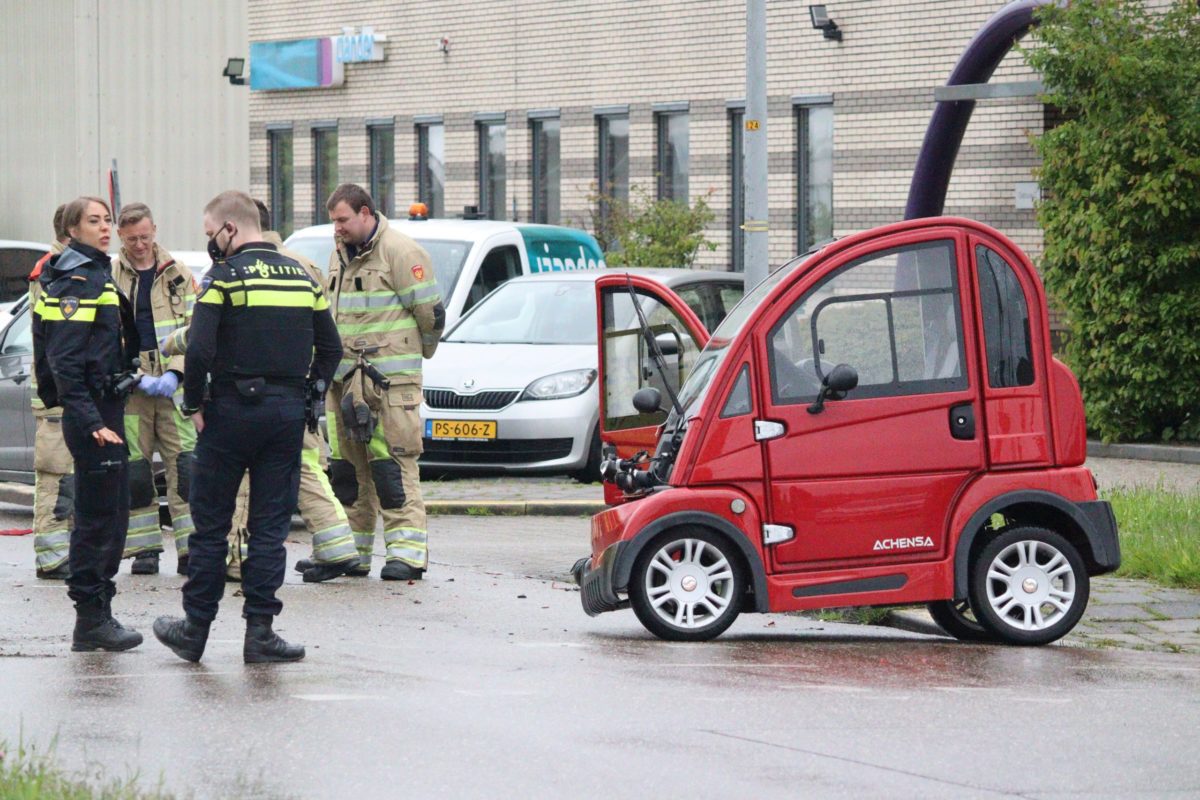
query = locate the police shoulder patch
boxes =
[60,296,80,318]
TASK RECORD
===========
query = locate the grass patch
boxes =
[807,606,896,626]
[0,738,174,800]
[1105,486,1200,590]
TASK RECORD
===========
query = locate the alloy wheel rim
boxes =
[643,538,735,629]
[985,539,1076,631]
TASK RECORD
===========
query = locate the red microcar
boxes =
[572,216,1119,646]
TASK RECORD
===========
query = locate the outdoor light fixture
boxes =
[223,57,246,86]
[808,5,843,41]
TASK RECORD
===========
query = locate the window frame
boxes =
[530,113,561,224]
[654,107,689,203]
[794,100,834,253]
[267,126,294,239]
[311,122,339,222]
[975,244,1036,389]
[367,120,395,219]
[477,116,507,220]
[416,120,445,218]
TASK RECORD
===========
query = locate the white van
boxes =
[284,214,606,328]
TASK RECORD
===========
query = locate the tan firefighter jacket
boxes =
[112,243,196,377]
[327,214,444,387]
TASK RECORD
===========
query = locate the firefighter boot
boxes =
[243,615,305,663]
[131,551,160,575]
[295,557,369,577]
[152,615,210,663]
[302,558,361,583]
[381,561,424,581]
[72,598,143,652]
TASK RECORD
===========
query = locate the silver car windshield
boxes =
[674,259,802,418]
[447,280,596,345]
[284,235,470,304]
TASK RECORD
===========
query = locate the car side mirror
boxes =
[632,386,663,414]
[807,363,858,415]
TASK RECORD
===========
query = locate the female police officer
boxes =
[32,195,143,651]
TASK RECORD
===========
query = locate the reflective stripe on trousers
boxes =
[384,527,427,568]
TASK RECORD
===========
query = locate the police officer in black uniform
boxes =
[153,190,342,663]
[32,196,144,652]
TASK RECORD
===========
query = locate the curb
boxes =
[0,483,33,507]
[1088,440,1200,465]
[426,500,605,516]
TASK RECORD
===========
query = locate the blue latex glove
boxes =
[137,374,161,395]
[151,372,180,397]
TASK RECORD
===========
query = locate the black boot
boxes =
[152,615,210,663]
[72,598,143,652]
[381,561,424,581]
[296,557,369,577]
[131,551,160,575]
[302,558,361,583]
[176,554,189,575]
[244,615,305,663]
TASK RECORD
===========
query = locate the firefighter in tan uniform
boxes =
[111,203,197,575]
[323,184,444,580]
[160,201,359,583]
[28,206,73,579]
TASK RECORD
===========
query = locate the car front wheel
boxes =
[927,598,997,642]
[629,528,743,641]
[969,526,1089,646]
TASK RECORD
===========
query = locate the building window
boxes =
[531,116,561,224]
[597,113,629,204]
[268,127,294,239]
[416,121,445,218]
[796,103,833,252]
[656,110,689,202]
[477,118,507,220]
[312,124,338,221]
[729,107,745,273]
[368,122,395,219]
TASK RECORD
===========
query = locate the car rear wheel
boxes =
[629,528,743,641]
[969,526,1089,646]
[926,598,996,642]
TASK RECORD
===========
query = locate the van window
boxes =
[769,239,966,404]
[464,245,521,313]
[976,245,1034,388]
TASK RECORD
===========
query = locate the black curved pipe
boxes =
[905,0,1054,219]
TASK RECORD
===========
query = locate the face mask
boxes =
[206,222,235,263]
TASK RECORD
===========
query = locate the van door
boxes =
[596,274,709,504]
[755,230,987,573]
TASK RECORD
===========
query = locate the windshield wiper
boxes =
[625,276,684,417]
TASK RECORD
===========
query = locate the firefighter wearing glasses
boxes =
[321,184,444,580]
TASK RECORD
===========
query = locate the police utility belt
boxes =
[211,376,306,404]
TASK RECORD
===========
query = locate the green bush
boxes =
[587,186,717,268]
[1025,0,1200,442]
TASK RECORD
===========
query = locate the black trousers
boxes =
[62,397,130,605]
[185,393,305,622]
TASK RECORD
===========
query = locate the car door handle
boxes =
[0,371,29,384]
[949,403,975,440]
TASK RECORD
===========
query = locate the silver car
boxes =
[419,268,744,481]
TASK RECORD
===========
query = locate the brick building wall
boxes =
[247,0,1045,270]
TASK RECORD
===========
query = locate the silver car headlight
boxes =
[519,368,597,401]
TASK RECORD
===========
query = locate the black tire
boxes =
[569,425,602,484]
[927,598,997,642]
[968,526,1089,646]
[629,527,744,642]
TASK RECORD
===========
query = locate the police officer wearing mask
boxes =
[32,196,143,652]
[153,190,342,663]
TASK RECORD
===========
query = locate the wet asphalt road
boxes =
[1,509,1198,799]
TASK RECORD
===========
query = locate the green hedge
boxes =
[1025,0,1200,442]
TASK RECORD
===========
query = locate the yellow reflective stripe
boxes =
[38,307,97,322]
[198,290,225,305]
[245,290,317,308]
[315,294,330,311]
[337,318,418,335]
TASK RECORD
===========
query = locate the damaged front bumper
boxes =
[571,542,629,617]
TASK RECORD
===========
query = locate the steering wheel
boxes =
[773,348,824,400]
